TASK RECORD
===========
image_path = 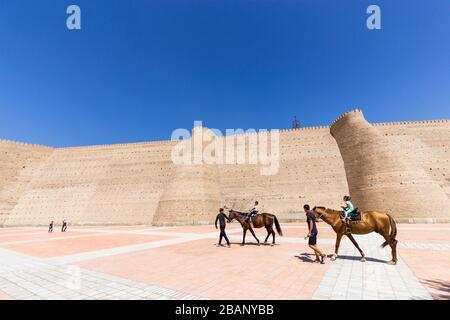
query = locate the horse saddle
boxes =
[248,213,258,225]
[340,209,362,221]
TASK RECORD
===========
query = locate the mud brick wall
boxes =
[1,110,449,226]
[331,110,450,223]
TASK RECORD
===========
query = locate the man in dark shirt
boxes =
[61,218,68,232]
[304,204,326,264]
[215,208,231,247]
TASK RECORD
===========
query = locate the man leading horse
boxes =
[312,202,398,264]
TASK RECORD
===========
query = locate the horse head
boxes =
[228,209,237,221]
[312,206,326,220]
[312,206,342,225]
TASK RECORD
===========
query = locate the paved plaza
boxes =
[0,223,449,300]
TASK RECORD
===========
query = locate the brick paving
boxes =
[0,223,448,300]
[0,248,205,300]
[311,233,432,300]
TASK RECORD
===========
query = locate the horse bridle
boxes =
[314,209,324,221]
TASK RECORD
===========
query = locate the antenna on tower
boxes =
[292,116,300,129]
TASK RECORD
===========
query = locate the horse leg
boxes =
[382,234,398,265]
[346,234,366,262]
[267,219,276,245]
[249,228,260,245]
[265,227,275,246]
[331,233,343,261]
[264,228,270,244]
[391,239,398,265]
[241,229,247,246]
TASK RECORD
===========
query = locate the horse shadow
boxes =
[295,253,387,264]
[335,255,387,264]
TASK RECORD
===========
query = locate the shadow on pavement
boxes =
[294,253,317,263]
[422,279,450,300]
[334,255,387,264]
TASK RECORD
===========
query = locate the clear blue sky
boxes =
[0,0,449,147]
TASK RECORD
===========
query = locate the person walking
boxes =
[304,204,326,264]
[48,221,54,233]
[61,218,68,232]
[215,208,231,247]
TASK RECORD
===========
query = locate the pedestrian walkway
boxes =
[311,233,432,300]
[0,223,448,300]
[0,248,205,300]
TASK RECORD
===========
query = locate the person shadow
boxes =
[229,242,263,246]
[294,253,317,263]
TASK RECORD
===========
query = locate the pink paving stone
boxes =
[162,225,238,234]
[4,233,172,258]
[0,292,13,300]
[397,230,450,243]
[0,228,43,235]
[400,224,450,228]
[196,224,335,240]
[1,223,449,300]
[0,231,92,243]
[277,226,336,239]
[400,249,450,300]
[89,225,153,231]
[76,236,334,300]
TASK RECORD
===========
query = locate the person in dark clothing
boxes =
[215,208,231,247]
[61,218,68,232]
[48,221,54,233]
[304,204,326,264]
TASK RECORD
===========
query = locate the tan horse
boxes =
[312,207,398,264]
[228,209,283,246]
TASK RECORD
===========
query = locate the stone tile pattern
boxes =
[0,224,449,300]
[0,248,205,300]
[311,233,433,300]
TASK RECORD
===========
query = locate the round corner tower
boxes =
[330,109,450,222]
[152,126,222,226]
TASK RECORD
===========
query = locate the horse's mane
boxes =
[314,206,340,214]
[229,209,246,215]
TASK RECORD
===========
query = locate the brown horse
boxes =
[227,209,283,246]
[312,206,398,264]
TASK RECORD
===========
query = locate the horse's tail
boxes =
[273,215,283,236]
[382,213,397,248]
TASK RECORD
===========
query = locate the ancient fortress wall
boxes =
[3,141,177,226]
[1,110,449,226]
[331,110,450,223]
[152,127,222,226]
[0,141,53,226]
[374,120,450,199]
[218,127,349,222]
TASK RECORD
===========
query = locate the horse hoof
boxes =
[387,260,397,265]
[270,243,274,247]
[360,257,366,262]
[330,256,337,261]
